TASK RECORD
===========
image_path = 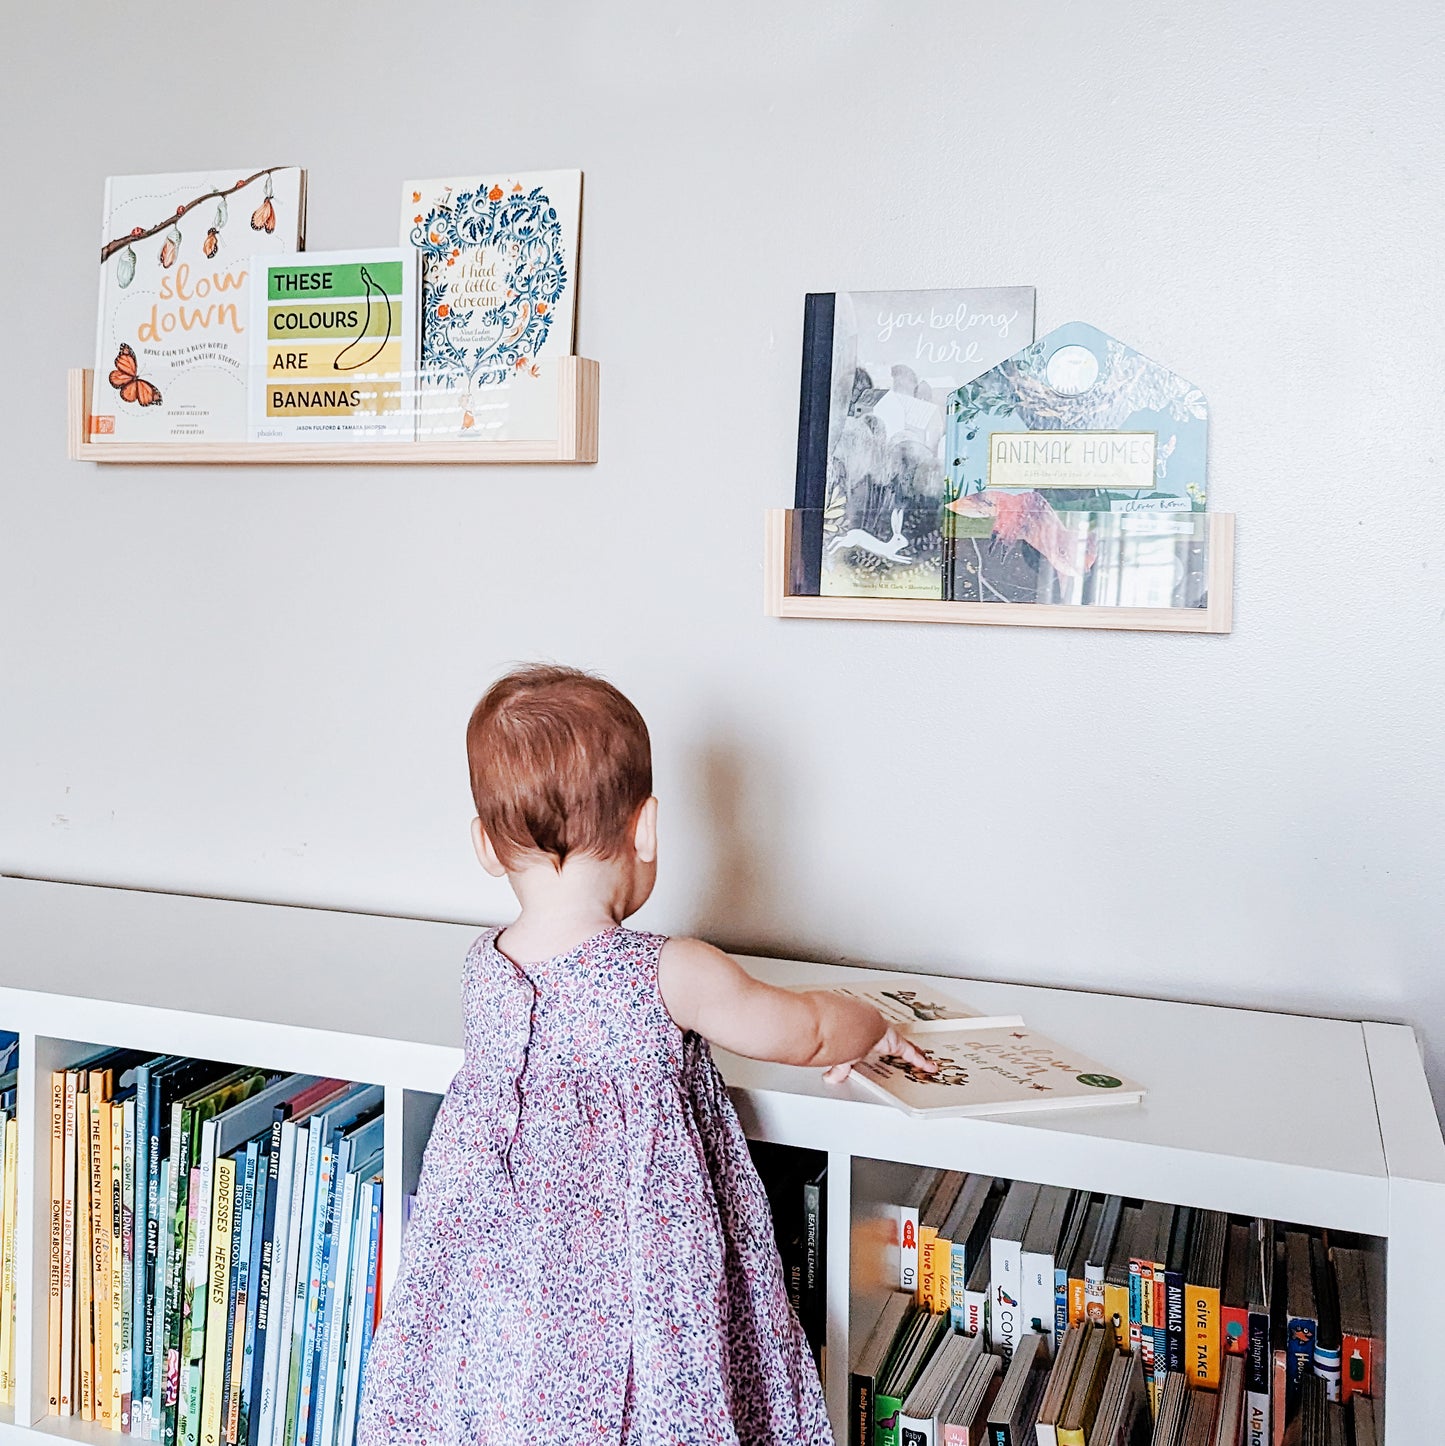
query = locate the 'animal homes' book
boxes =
[848,1027,1145,1119]
[92,168,306,443]
[400,170,581,442]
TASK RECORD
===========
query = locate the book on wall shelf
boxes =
[45,1048,384,1446]
[793,287,1036,601]
[247,249,419,443]
[400,169,582,443]
[850,1171,1385,1446]
[92,168,307,443]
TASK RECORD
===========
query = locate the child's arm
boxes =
[658,937,933,1075]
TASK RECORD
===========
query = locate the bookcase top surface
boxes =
[0,877,1403,1219]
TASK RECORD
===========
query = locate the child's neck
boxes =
[498,853,635,963]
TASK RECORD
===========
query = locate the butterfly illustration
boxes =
[108,343,162,407]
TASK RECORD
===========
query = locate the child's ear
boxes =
[470,817,509,878]
[633,796,658,865]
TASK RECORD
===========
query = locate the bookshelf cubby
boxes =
[0,875,1439,1445]
[66,361,599,465]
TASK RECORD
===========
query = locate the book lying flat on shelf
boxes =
[789,980,1022,1034]
[849,1027,1145,1118]
[92,168,307,443]
[248,249,418,442]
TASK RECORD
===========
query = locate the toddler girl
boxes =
[357,665,928,1445]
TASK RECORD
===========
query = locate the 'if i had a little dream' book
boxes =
[248,249,418,442]
[848,1026,1145,1118]
[400,171,581,442]
[93,168,307,442]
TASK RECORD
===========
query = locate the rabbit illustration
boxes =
[825,506,912,563]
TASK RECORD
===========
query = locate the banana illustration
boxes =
[333,265,393,372]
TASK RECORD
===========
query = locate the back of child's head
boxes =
[466,664,652,870]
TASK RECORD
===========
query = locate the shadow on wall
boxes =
[690,736,790,956]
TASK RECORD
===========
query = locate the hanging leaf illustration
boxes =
[116,244,137,289]
[203,228,221,259]
[214,195,228,229]
[158,224,181,268]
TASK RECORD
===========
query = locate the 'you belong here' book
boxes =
[793,286,1035,598]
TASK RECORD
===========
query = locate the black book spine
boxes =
[246,1106,289,1446]
[793,292,835,596]
[848,1371,872,1446]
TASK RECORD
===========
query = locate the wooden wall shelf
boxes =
[764,509,1235,634]
[67,360,599,465]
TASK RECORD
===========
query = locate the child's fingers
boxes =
[899,1038,938,1072]
[822,1062,854,1084]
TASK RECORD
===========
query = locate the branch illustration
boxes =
[99,167,285,262]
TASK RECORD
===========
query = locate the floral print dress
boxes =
[357,926,833,1446]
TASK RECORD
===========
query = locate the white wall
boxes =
[3,0,1443,1114]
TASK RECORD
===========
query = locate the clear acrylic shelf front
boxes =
[67,358,598,465]
[765,508,1234,633]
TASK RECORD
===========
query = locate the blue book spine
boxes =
[356,1184,382,1393]
[1054,1265,1069,1345]
[224,1143,258,1440]
[1286,1315,1317,1415]
[307,1137,351,1445]
[133,1064,152,1421]
[948,1241,970,1332]
[246,1109,287,1446]
[294,1137,334,1446]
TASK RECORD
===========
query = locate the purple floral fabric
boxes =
[357,926,833,1445]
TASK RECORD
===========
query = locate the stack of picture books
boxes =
[849,1171,1385,1446]
[797,978,1145,1119]
[47,1050,384,1446]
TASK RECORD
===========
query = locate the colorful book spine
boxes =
[875,1390,904,1446]
[201,1156,237,1446]
[899,1205,921,1296]
[152,1155,172,1442]
[162,1099,192,1446]
[253,1114,292,1446]
[1223,1301,1249,1357]
[918,1228,938,1311]
[1164,1262,1185,1375]
[1245,1308,1271,1446]
[1188,1281,1222,1391]
[123,1095,138,1432]
[92,1087,112,1427]
[111,1100,125,1428]
[295,1137,337,1445]
[181,1165,204,1446]
[315,1166,359,1446]
[1285,1312,1316,1414]
[949,1242,970,1332]
[280,1120,318,1446]
[133,1063,152,1431]
[239,1146,270,1446]
[77,1087,94,1421]
[337,1185,378,1446]
[1067,1270,1087,1330]
[1,1117,18,1403]
[266,1121,307,1446]
[1340,1331,1372,1404]
[226,1144,258,1445]
[219,1152,247,1446]
[49,1070,66,1416]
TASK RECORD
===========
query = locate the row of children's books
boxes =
[751,1144,828,1376]
[47,1050,384,1446]
[851,1172,1385,1446]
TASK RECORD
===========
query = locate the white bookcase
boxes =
[0,876,1438,1444]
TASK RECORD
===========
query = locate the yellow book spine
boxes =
[48,1071,65,1416]
[76,1091,93,1421]
[1104,1281,1130,1340]
[91,1092,111,1428]
[1058,1428,1087,1446]
[200,1157,236,1446]
[933,1236,952,1314]
[0,1118,17,1403]
[1189,1284,1222,1390]
[917,1227,937,1309]
[110,1102,124,1431]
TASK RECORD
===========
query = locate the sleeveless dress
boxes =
[356,926,834,1446]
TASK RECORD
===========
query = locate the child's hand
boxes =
[821,1026,939,1085]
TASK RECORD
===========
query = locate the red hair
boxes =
[466,665,652,870]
